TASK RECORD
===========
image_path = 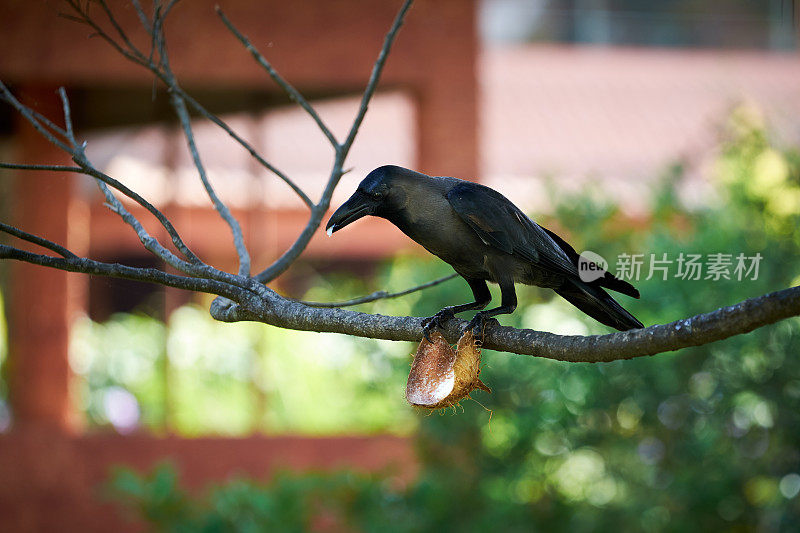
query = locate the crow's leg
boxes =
[422,278,490,341]
[465,279,517,339]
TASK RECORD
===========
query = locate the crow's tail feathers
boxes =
[539,227,640,299]
[596,272,640,299]
[555,279,644,331]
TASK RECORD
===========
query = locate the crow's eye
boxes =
[369,190,382,199]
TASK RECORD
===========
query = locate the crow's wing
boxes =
[446,181,578,278]
[541,226,640,298]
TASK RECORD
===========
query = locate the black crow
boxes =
[326,165,643,338]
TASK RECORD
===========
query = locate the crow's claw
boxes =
[464,313,496,343]
[421,308,454,342]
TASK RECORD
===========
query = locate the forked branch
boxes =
[2,0,799,363]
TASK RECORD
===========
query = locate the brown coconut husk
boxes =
[405,330,491,409]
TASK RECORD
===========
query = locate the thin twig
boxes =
[254,0,414,283]
[0,244,245,301]
[1,80,203,266]
[92,175,197,273]
[63,0,314,210]
[63,0,150,66]
[3,85,186,270]
[341,0,413,153]
[11,4,253,279]
[180,92,313,209]
[162,0,181,20]
[84,174,274,300]
[216,6,339,148]
[76,161,272,298]
[66,3,247,272]
[0,82,72,153]
[144,4,251,276]
[294,273,458,308]
[3,158,272,299]
[96,0,142,59]
[169,91,252,276]
[0,222,78,259]
[253,154,344,283]
[18,101,70,140]
[0,163,83,173]
[130,0,152,33]
[149,1,166,69]
[60,85,202,266]
[57,87,74,146]
[77,161,202,264]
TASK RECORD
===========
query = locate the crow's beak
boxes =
[326,191,376,236]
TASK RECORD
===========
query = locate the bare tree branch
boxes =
[90,168,200,274]
[253,0,414,283]
[142,5,251,277]
[0,81,72,153]
[0,244,246,301]
[78,161,203,264]
[63,1,150,67]
[6,213,797,363]
[0,163,83,173]
[2,151,204,277]
[5,0,798,367]
[0,222,77,259]
[61,0,401,282]
[96,0,143,56]
[213,285,800,362]
[179,91,314,209]
[0,87,278,303]
[19,103,70,141]
[168,90,252,276]
[486,286,800,361]
[57,87,74,142]
[341,0,414,154]
[129,0,152,34]
[294,273,458,308]
[216,6,339,148]
[66,1,312,209]
[2,31,291,308]
[0,82,203,266]
[252,156,344,283]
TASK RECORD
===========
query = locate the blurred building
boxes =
[0,0,799,530]
[479,0,800,215]
[481,0,797,48]
[481,45,800,216]
[0,1,476,529]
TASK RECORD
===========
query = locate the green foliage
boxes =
[71,313,168,431]
[108,108,800,530]
[399,106,800,531]
[109,463,424,533]
[71,295,417,436]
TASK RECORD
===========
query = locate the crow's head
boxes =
[326,165,408,235]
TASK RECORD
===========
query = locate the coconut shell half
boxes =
[405,330,491,409]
